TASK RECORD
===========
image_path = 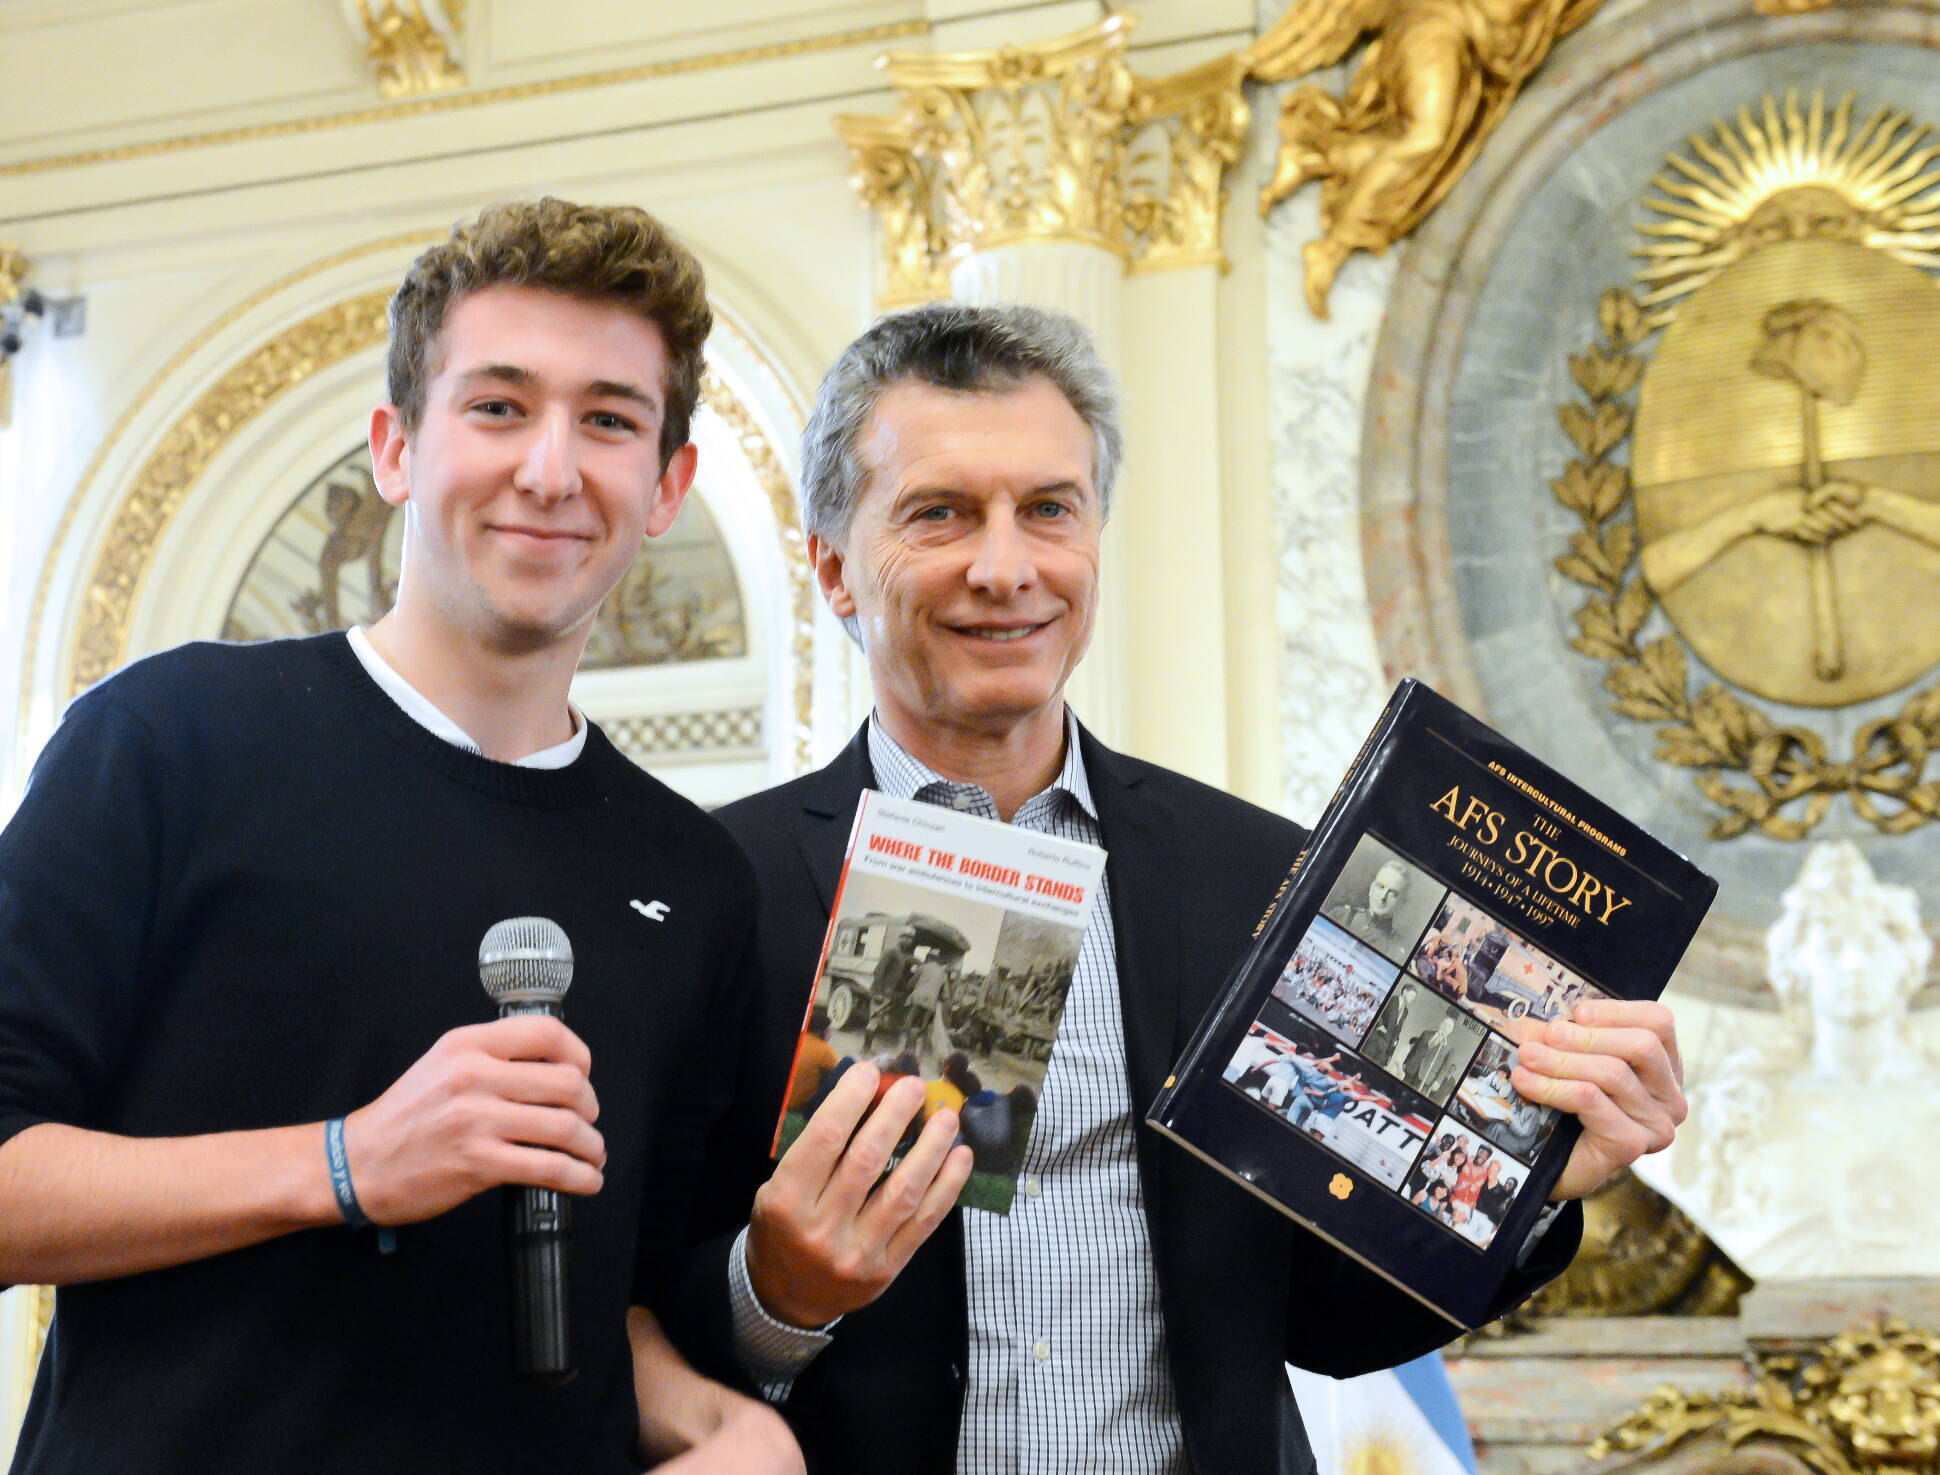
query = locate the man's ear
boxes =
[369,403,411,508]
[808,532,857,619]
[643,441,699,539]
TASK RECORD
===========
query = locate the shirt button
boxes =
[1022,1175,1042,1198]
[1031,1339,1051,1362]
[952,793,975,810]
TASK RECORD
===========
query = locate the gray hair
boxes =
[799,301,1122,544]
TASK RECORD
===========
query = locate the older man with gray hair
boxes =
[665,302,1690,1475]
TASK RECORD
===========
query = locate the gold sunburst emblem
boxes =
[1343,1416,1434,1475]
[1553,91,1940,839]
[1634,91,1940,314]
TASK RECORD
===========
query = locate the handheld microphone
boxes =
[479,916,577,1387]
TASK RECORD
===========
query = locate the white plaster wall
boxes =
[1251,9,1396,826]
[1266,188,1395,826]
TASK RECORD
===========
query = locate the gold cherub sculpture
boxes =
[1249,0,1849,316]
[1249,0,1603,316]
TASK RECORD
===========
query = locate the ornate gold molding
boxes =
[19,230,444,759]
[23,1286,50,1393]
[701,370,815,774]
[348,0,465,98]
[1247,0,1605,317]
[1130,53,1251,275]
[837,17,1251,309]
[0,242,25,430]
[68,290,394,695]
[0,20,928,180]
[1590,1318,1940,1475]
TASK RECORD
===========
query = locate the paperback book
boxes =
[1148,680,1716,1326]
[773,789,1107,1214]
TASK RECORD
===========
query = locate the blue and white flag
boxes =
[1289,1352,1478,1475]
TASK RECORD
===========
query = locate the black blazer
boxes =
[676,724,1580,1475]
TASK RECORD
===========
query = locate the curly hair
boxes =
[387,197,712,465]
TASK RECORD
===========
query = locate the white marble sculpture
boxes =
[1634,840,1940,1279]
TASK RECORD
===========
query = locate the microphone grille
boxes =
[479,916,573,1006]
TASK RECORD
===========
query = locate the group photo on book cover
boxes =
[1225,1016,1437,1192]
[1222,827,1607,1251]
[775,791,1105,1214]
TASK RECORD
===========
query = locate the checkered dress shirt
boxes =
[728,711,1187,1473]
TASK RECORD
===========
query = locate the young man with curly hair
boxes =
[0,200,798,1475]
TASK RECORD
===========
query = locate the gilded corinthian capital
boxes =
[837,16,1250,308]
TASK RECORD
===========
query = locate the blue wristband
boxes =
[325,1117,395,1253]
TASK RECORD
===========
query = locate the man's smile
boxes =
[947,619,1053,643]
[488,523,593,548]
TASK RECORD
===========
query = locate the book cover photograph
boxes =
[775,789,1107,1214]
[1149,680,1717,1326]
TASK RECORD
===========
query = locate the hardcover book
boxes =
[1148,680,1717,1327]
[773,789,1107,1214]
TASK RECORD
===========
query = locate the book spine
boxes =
[1150,682,1420,1122]
[768,790,878,1156]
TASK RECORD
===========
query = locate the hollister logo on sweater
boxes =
[630,899,671,922]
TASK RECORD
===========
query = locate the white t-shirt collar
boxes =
[346,626,587,769]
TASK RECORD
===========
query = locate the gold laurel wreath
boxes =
[1553,286,1940,841]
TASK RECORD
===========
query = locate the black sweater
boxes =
[0,634,759,1474]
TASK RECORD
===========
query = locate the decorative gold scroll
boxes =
[20,1285,52,1402]
[1553,93,1940,841]
[836,17,1251,309]
[837,112,949,308]
[347,0,465,98]
[1128,52,1251,275]
[1589,1317,1940,1475]
[0,245,25,309]
[849,1,1851,317]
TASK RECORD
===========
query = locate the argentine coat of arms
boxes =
[1553,91,1940,840]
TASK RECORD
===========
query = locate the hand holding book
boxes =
[1501,997,1687,1202]
[747,788,1109,1327]
[746,1064,973,1330]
